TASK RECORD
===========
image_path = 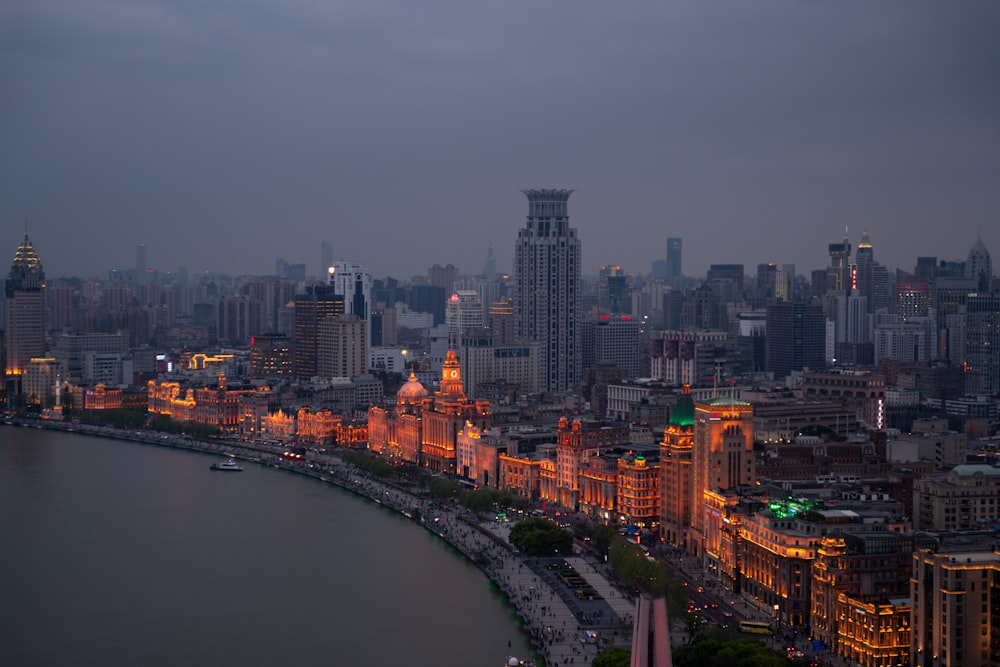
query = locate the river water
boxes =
[0,427,533,666]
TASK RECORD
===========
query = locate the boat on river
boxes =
[210,459,243,472]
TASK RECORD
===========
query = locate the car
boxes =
[696,586,705,592]
[723,612,734,618]
[710,603,719,608]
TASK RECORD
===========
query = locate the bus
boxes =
[738,621,773,635]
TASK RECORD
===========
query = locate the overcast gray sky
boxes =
[2,1,998,281]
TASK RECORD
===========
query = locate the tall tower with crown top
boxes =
[514,189,581,392]
[5,234,47,400]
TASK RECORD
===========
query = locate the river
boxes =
[0,427,533,666]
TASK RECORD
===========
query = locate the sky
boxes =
[2,1,999,282]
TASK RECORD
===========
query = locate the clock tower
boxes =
[438,348,465,398]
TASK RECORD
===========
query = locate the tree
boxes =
[592,646,630,667]
[461,489,495,515]
[509,517,573,556]
[673,638,788,667]
[428,477,463,499]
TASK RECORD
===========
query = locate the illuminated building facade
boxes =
[811,530,913,664]
[4,234,47,398]
[717,497,817,626]
[616,454,660,527]
[24,357,59,406]
[551,417,631,508]
[660,384,695,548]
[514,188,581,392]
[690,395,754,557]
[70,383,124,411]
[577,455,619,519]
[367,350,491,473]
[911,532,1000,667]
[420,349,491,473]
[497,451,546,499]
[148,373,270,432]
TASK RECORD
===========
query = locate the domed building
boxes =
[367,350,491,473]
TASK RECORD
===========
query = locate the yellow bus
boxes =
[738,621,773,635]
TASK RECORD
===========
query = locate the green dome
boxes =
[669,392,695,428]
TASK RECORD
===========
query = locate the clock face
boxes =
[449,369,458,378]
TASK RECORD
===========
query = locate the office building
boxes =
[514,189,581,392]
[965,293,1000,396]
[689,395,754,558]
[666,237,682,280]
[317,313,368,380]
[293,285,344,381]
[249,334,292,378]
[765,301,826,380]
[4,234,47,398]
[911,531,1000,667]
[445,290,484,339]
[967,236,993,292]
[327,261,372,344]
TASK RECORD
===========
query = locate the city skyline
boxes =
[2,2,998,280]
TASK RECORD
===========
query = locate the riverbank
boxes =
[3,417,636,666]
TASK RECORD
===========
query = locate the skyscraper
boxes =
[481,242,496,279]
[966,235,993,292]
[293,285,344,381]
[765,301,826,380]
[327,262,372,344]
[514,189,581,392]
[320,241,333,277]
[4,234,47,399]
[666,237,682,279]
[964,293,1000,396]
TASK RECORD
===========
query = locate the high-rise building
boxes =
[765,301,826,380]
[4,234,47,398]
[481,242,496,279]
[327,262,372,345]
[514,189,581,392]
[660,385,695,549]
[317,314,368,380]
[666,237,682,279]
[427,264,458,294]
[249,333,292,378]
[487,298,516,345]
[826,232,852,297]
[966,235,993,292]
[911,530,1000,667]
[964,293,1000,396]
[320,241,333,277]
[445,290,484,340]
[689,395,754,557]
[293,285,344,381]
[581,314,641,379]
[896,273,930,321]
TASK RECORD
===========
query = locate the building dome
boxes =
[397,371,428,403]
